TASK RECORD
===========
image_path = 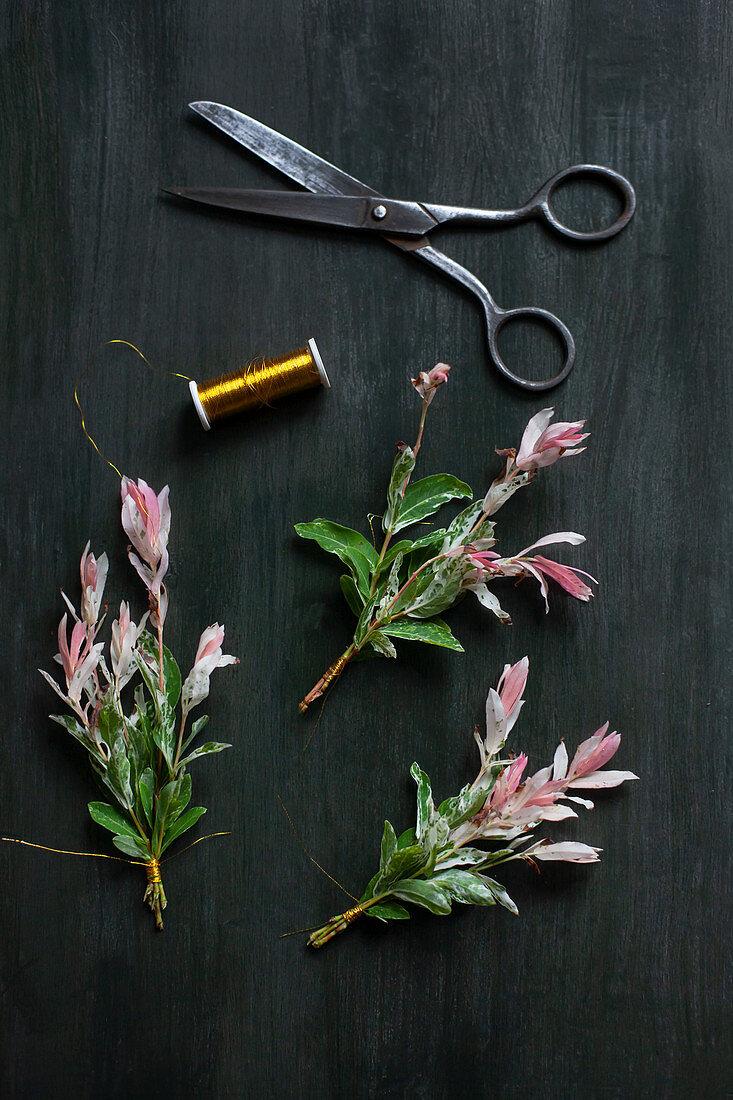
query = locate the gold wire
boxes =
[160,831,231,863]
[343,905,365,924]
[1,837,132,863]
[146,857,162,885]
[74,339,191,479]
[195,345,321,426]
[276,797,359,902]
[298,653,350,717]
[2,831,230,873]
[276,798,363,940]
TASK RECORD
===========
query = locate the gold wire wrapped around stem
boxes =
[143,859,167,930]
[307,903,367,948]
[299,645,354,713]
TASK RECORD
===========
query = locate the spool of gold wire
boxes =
[189,338,329,430]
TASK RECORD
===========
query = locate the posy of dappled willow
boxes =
[308,657,637,947]
[297,363,594,711]
[40,478,238,929]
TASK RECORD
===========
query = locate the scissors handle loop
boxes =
[529,164,636,242]
[487,306,576,391]
[413,245,575,391]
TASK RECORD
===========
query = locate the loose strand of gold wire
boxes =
[189,339,329,430]
[2,830,230,873]
[1,837,133,863]
[74,339,192,479]
[276,798,363,939]
[302,691,329,752]
[160,831,231,863]
[276,796,358,903]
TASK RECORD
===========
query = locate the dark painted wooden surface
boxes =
[1,2,731,1097]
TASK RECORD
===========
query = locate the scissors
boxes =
[165,102,636,391]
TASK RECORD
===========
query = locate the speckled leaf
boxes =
[392,474,472,533]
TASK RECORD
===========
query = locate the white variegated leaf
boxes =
[568,770,639,789]
[469,583,511,623]
[553,741,569,780]
[567,795,595,809]
[539,804,577,821]
[484,688,506,758]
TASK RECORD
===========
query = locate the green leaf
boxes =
[383,446,416,532]
[404,530,451,574]
[379,540,415,571]
[405,557,468,619]
[138,632,182,708]
[437,781,491,829]
[167,772,192,824]
[392,474,472,533]
[107,736,133,809]
[295,520,377,599]
[442,501,494,549]
[379,820,398,873]
[182,714,209,754]
[134,651,177,772]
[354,591,380,646]
[374,843,427,894]
[126,707,154,774]
[392,878,452,915]
[138,768,155,827]
[135,648,161,701]
[367,631,397,659]
[360,872,381,903]
[409,529,449,552]
[88,802,139,838]
[153,778,178,849]
[177,741,232,768]
[397,827,416,849]
[433,869,497,907]
[151,713,176,775]
[97,691,124,755]
[411,763,434,841]
[381,617,463,652]
[352,646,380,663]
[160,806,207,853]
[49,712,89,746]
[367,901,410,922]
[411,762,450,869]
[339,574,364,616]
[380,552,403,607]
[435,846,503,870]
[112,834,150,860]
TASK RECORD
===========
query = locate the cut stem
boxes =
[298,645,355,713]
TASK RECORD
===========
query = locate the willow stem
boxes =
[298,645,355,713]
[369,400,429,597]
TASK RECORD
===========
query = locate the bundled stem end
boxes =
[308,905,363,948]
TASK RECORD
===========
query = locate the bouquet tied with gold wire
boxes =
[297,363,594,711]
[308,657,637,947]
[38,477,238,929]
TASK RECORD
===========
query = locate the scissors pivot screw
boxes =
[372,204,388,220]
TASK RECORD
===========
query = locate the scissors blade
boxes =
[190,102,384,200]
[162,187,437,236]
